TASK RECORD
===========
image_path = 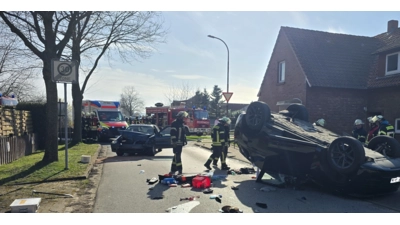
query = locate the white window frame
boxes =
[395,118,400,134]
[278,61,285,83]
[385,52,400,76]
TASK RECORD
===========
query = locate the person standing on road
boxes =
[212,117,232,168]
[376,115,395,138]
[352,119,367,144]
[169,111,189,175]
[204,117,231,171]
[366,116,379,146]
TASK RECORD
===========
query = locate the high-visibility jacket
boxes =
[211,123,228,147]
[170,119,187,146]
[378,120,395,137]
[352,127,367,143]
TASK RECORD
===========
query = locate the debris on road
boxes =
[260,186,276,192]
[231,186,239,190]
[32,190,73,198]
[169,184,178,187]
[256,202,268,209]
[209,194,222,199]
[181,183,191,188]
[137,164,141,166]
[221,205,243,213]
[152,196,164,200]
[147,177,158,185]
[166,201,200,213]
[203,188,213,194]
[180,196,200,201]
[215,197,222,203]
[139,170,145,174]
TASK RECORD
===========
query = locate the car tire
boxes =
[116,149,124,156]
[286,104,309,122]
[147,145,156,156]
[367,136,400,158]
[245,101,271,132]
[326,136,365,174]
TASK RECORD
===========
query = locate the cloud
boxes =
[169,36,216,60]
[170,74,210,80]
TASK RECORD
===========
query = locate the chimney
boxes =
[387,20,398,33]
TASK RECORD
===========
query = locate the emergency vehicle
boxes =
[82,100,128,141]
[145,102,211,135]
[0,92,18,106]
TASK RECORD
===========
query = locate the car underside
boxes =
[234,101,400,196]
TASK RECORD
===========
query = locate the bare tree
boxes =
[120,86,145,117]
[164,81,196,105]
[62,11,167,144]
[0,11,85,162]
[0,22,42,100]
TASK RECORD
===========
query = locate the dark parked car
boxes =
[234,101,400,196]
[111,124,172,156]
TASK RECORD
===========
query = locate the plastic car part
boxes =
[367,135,400,158]
[245,101,271,132]
[326,136,365,174]
[286,104,309,122]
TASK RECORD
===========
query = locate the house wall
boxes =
[367,86,400,142]
[306,87,368,136]
[258,30,308,113]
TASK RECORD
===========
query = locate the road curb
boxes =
[6,145,102,186]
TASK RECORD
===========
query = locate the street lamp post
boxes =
[207,35,230,117]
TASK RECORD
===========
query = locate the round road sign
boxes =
[57,63,73,76]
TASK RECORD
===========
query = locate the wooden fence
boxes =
[0,134,36,166]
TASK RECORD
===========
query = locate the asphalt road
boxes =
[93,142,399,213]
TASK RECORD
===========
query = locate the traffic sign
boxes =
[51,59,78,84]
[222,92,233,102]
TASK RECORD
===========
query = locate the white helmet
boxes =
[218,116,231,125]
[367,117,373,123]
[176,111,188,119]
[354,119,364,126]
[376,115,384,121]
[315,118,325,127]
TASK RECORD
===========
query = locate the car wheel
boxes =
[147,145,156,156]
[245,101,271,132]
[116,149,124,156]
[158,148,162,152]
[367,136,400,158]
[326,136,365,174]
[286,104,309,122]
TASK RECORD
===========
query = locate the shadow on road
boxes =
[100,155,174,164]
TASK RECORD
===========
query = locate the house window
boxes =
[278,61,285,83]
[386,52,400,75]
[395,118,400,134]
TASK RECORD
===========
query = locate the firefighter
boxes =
[366,116,379,145]
[352,119,367,144]
[212,117,231,168]
[169,111,189,175]
[204,117,231,171]
[376,115,395,138]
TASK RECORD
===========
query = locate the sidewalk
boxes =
[193,139,252,165]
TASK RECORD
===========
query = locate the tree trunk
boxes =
[41,61,59,162]
[72,83,83,145]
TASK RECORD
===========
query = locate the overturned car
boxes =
[234,101,400,196]
[111,124,173,156]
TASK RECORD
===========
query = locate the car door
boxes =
[154,126,173,149]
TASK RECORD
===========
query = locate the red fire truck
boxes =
[145,103,211,136]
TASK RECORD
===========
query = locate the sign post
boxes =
[51,59,78,170]
[222,92,233,117]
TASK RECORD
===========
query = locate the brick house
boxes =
[257,20,400,141]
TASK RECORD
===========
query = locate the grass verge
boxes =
[186,135,211,141]
[0,143,99,186]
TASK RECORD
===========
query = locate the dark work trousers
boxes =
[205,146,222,166]
[171,146,183,173]
[213,146,228,166]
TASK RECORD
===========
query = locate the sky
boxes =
[5,2,400,113]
